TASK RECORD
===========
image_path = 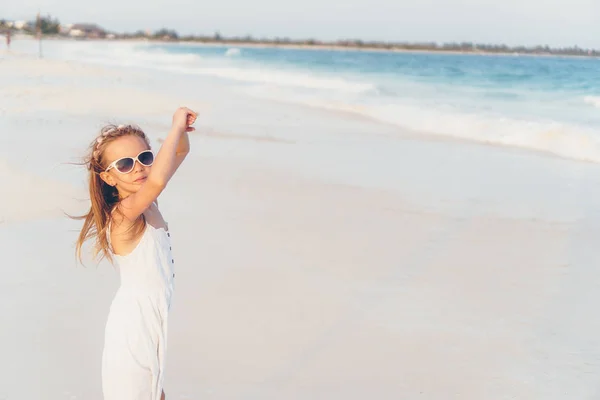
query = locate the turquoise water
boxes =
[34,41,600,162]
[143,44,600,121]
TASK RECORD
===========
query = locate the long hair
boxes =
[74,124,151,264]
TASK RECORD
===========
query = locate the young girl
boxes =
[76,107,197,400]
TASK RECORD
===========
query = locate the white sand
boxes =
[1,45,600,400]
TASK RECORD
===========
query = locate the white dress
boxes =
[102,222,176,400]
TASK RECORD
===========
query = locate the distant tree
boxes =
[214,31,222,41]
[153,28,178,40]
[38,14,60,34]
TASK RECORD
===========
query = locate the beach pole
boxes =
[36,12,42,58]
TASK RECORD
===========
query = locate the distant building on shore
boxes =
[63,23,107,38]
[13,21,28,30]
[5,20,29,30]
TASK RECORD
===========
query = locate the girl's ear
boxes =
[100,171,116,187]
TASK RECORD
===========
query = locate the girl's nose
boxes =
[133,160,144,172]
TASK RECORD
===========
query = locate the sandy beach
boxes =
[2,41,600,400]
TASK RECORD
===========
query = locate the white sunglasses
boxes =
[105,150,154,174]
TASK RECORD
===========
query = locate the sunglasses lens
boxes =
[115,158,134,173]
[138,151,154,166]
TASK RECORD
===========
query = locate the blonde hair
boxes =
[74,124,151,264]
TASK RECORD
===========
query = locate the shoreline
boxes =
[12,34,600,59]
[3,50,600,166]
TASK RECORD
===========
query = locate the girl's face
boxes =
[100,135,152,198]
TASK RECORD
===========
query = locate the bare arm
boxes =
[172,130,190,173]
[118,107,196,221]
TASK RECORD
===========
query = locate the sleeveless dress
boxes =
[102,221,176,400]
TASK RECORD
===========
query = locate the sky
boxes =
[6,0,600,48]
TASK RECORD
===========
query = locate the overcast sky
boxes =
[7,0,600,47]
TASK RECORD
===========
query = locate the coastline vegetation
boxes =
[2,15,599,57]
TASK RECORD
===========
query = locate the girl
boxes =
[76,107,197,400]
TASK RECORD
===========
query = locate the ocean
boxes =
[39,39,600,163]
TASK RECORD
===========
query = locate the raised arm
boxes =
[118,107,197,221]
[172,127,191,173]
